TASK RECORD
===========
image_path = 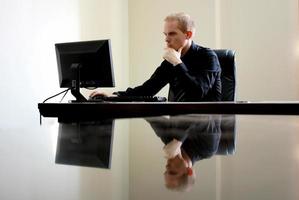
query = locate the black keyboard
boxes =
[88,95,167,102]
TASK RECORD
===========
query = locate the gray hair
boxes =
[165,172,196,192]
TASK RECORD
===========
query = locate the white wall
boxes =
[220,0,299,100]
[0,0,80,128]
[0,0,129,200]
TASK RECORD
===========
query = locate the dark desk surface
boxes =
[3,114,299,199]
[39,101,299,120]
[29,101,299,199]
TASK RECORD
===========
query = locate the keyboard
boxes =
[88,95,167,102]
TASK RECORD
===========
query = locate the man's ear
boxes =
[187,167,193,176]
[186,31,193,39]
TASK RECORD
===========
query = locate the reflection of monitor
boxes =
[55,40,115,101]
[55,120,114,169]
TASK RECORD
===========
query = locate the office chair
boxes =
[213,50,236,155]
[213,49,236,101]
[216,114,236,155]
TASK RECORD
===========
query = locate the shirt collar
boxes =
[181,41,196,59]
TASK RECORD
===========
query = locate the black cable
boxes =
[43,88,70,103]
[59,89,69,103]
[40,88,70,125]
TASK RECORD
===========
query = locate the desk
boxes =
[5,112,299,199]
[33,101,299,199]
[38,101,299,120]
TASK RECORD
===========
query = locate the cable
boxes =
[40,88,70,125]
[43,88,70,103]
[59,89,69,103]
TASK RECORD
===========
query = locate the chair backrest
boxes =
[216,115,236,155]
[213,49,236,101]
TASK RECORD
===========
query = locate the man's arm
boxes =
[174,51,221,99]
[116,63,172,97]
[163,46,221,101]
[89,62,173,99]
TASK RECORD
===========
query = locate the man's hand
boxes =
[163,47,183,66]
[89,90,112,100]
[163,139,182,159]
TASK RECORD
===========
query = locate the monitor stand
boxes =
[71,63,87,102]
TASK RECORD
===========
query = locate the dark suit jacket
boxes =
[146,115,221,164]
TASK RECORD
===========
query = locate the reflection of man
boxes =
[146,115,221,191]
[90,12,221,102]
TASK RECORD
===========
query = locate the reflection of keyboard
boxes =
[88,95,167,102]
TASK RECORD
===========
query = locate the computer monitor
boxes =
[55,39,115,101]
[55,119,115,169]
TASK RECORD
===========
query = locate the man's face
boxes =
[164,20,188,51]
[164,155,188,187]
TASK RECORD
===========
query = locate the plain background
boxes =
[0,0,298,199]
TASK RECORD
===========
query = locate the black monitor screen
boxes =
[55,120,115,169]
[55,40,115,88]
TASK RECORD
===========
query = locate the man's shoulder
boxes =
[190,42,220,71]
[192,42,217,57]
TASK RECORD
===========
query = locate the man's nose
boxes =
[165,36,170,43]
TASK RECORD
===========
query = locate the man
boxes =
[91,12,221,102]
[146,115,222,191]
